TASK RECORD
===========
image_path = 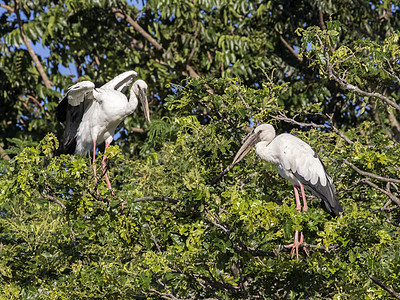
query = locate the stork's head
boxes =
[131,80,150,123]
[254,124,275,143]
[232,124,276,165]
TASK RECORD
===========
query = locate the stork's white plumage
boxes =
[57,71,151,197]
[232,124,342,259]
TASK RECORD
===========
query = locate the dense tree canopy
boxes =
[1,0,400,298]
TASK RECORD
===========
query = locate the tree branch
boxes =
[280,36,302,62]
[112,8,166,52]
[370,275,400,299]
[271,111,354,144]
[134,196,180,204]
[0,3,14,12]
[329,71,400,111]
[314,32,400,111]
[344,159,400,184]
[361,178,400,206]
[15,0,52,89]
[0,146,10,160]
[44,195,66,209]
[113,7,203,82]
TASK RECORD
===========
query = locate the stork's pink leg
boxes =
[293,185,301,211]
[300,183,308,212]
[284,185,309,260]
[102,141,114,197]
[92,141,100,197]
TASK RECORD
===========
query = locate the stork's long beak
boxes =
[232,131,259,165]
[139,88,151,123]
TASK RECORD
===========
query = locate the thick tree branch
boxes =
[280,36,302,62]
[370,275,400,299]
[113,7,203,82]
[112,8,166,52]
[15,1,52,89]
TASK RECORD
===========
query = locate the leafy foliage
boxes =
[1,0,400,299]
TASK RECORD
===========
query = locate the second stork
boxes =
[232,124,343,259]
[57,71,151,196]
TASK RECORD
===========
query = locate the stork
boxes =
[232,124,343,259]
[56,71,150,197]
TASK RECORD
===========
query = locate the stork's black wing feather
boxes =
[293,154,343,217]
[56,94,85,154]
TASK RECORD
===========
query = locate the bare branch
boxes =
[271,111,354,144]
[370,275,400,299]
[326,113,354,144]
[383,59,400,83]
[329,71,400,111]
[148,289,183,300]
[272,111,328,129]
[361,178,400,206]
[344,159,400,184]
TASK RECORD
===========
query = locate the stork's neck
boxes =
[255,140,275,163]
[126,91,139,114]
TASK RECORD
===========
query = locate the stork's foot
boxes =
[284,231,309,260]
[120,200,126,211]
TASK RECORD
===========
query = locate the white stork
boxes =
[232,124,342,259]
[56,71,150,197]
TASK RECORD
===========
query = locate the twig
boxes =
[234,85,250,109]
[210,163,236,185]
[148,289,182,300]
[0,4,14,12]
[271,111,354,144]
[370,275,400,299]
[326,114,354,145]
[271,111,328,129]
[43,195,66,209]
[130,127,145,133]
[134,196,180,204]
[149,226,161,252]
[329,71,400,111]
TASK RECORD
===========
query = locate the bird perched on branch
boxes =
[232,124,342,259]
[57,71,151,197]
